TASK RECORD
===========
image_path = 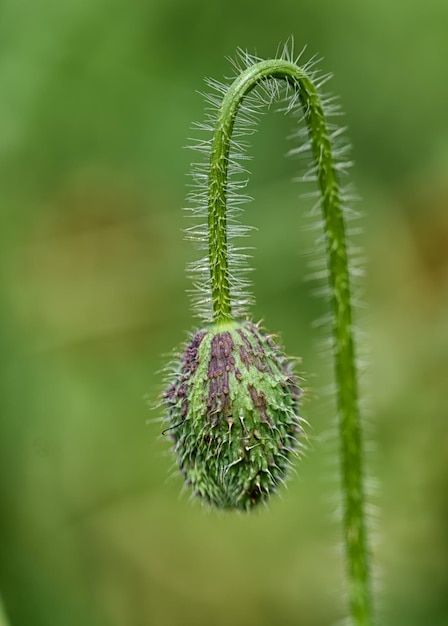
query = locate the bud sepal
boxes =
[163,320,302,511]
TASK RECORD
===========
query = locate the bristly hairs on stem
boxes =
[179,39,374,625]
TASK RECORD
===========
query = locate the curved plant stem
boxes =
[207,59,372,625]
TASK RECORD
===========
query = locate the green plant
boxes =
[0,597,11,626]
[161,44,373,625]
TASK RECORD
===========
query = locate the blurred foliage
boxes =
[0,1,447,625]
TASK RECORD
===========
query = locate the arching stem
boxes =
[207,59,373,625]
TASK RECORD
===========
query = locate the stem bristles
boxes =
[184,46,373,625]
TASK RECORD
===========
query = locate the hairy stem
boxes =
[208,58,372,625]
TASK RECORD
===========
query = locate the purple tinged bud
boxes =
[162,320,302,511]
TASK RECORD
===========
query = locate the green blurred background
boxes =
[1,1,447,625]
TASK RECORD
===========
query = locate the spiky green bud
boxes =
[163,320,302,510]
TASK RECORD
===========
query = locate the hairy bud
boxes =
[163,320,302,510]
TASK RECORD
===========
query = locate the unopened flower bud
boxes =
[163,320,302,510]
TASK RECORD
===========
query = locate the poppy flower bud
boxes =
[163,320,302,510]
